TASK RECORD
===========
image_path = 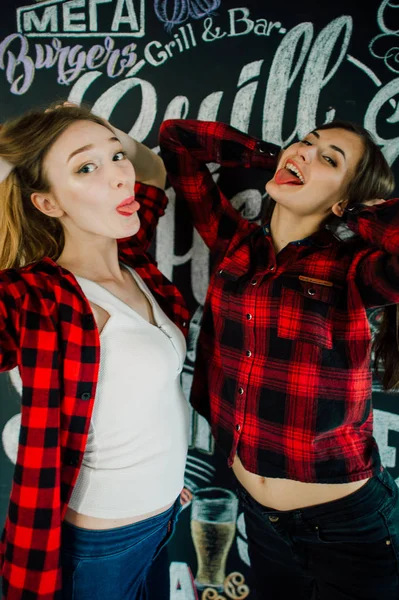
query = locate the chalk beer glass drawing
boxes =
[191,487,239,591]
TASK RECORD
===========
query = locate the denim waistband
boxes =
[62,497,180,556]
[237,469,397,525]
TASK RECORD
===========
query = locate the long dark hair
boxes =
[263,120,398,390]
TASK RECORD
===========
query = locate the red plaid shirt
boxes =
[160,118,399,485]
[0,183,189,599]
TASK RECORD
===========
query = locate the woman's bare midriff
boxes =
[232,455,369,511]
[64,501,174,530]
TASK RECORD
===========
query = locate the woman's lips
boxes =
[116,198,140,216]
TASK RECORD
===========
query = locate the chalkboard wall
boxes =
[1,1,399,598]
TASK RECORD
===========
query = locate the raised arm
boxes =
[111,125,166,189]
[129,181,168,251]
[346,198,399,307]
[159,119,279,256]
[110,125,169,250]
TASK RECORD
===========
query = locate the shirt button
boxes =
[269,515,280,523]
[246,313,253,320]
[269,265,275,271]
[235,424,241,432]
[246,350,252,357]
[219,269,224,275]
[80,392,91,400]
[238,387,244,395]
[251,279,257,286]
[182,321,187,327]
[307,288,316,296]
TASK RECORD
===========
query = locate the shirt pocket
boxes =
[278,278,337,349]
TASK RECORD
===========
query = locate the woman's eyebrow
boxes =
[67,136,120,162]
[309,131,346,161]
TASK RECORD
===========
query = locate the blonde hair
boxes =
[0,104,112,269]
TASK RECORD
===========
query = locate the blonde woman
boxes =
[0,104,190,599]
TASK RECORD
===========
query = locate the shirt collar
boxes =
[262,223,334,248]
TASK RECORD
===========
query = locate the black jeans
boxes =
[237,469,399,600]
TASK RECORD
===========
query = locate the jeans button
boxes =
[268,515,279,523]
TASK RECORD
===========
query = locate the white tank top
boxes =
[68,265,190,518]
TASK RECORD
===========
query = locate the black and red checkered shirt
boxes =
[0,182,189,599]
[160,118,399,485]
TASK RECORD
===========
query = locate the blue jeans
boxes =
[237,469,399,600]
[61,498,181,600]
